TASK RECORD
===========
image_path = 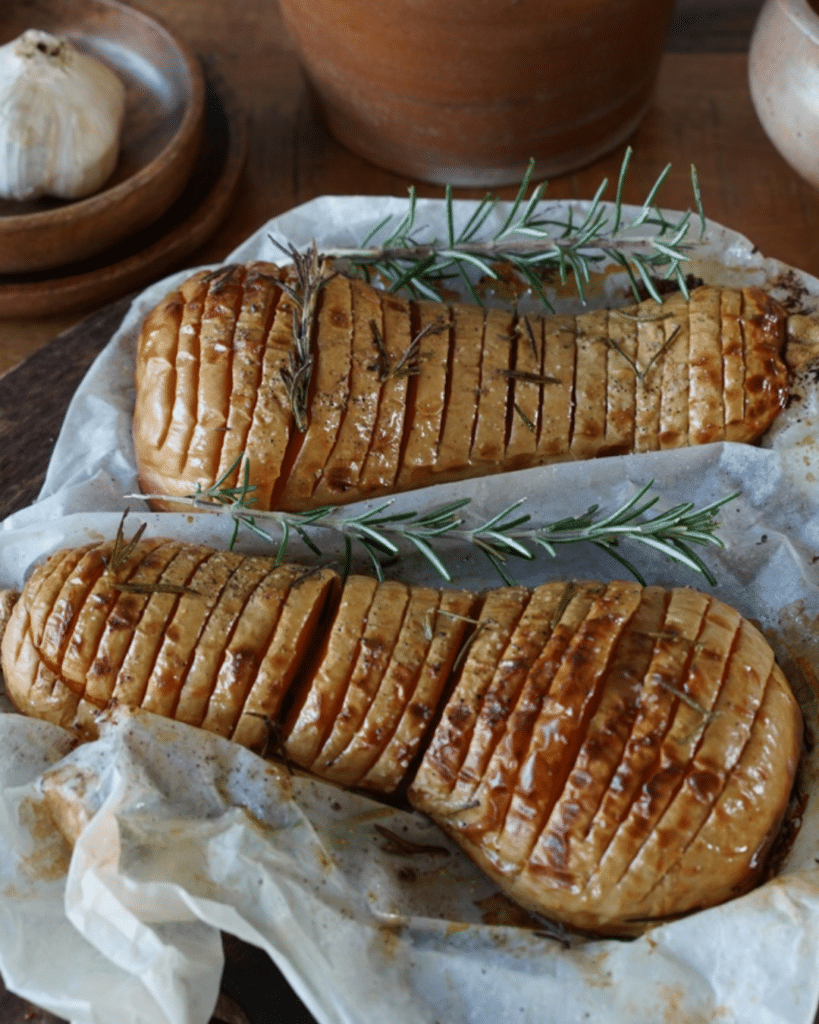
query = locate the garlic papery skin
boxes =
[0,29,126,202]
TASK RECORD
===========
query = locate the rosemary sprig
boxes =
[604,321,683,383]
[369,317,430,382]
[130,468,737,587]
[105,513,146,576]
[264,154,701,434]
[272,239,330,432]
[105,513,199,596]
[322,148,706,309]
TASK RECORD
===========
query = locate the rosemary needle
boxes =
[130,469,737,587]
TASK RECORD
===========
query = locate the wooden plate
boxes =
[0,0,206,273]
[0,71,247,317]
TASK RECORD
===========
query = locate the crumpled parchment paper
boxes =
[1,197,819,1024]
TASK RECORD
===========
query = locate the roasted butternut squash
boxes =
[0,537,802,936]
[132,263,791,513]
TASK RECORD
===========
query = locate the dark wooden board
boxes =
[0,297,130,518]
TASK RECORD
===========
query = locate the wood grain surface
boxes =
[0,0,790,382]
[667,0,765,50]
[0,2,812,1023]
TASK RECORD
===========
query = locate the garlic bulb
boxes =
[0,29,125,201]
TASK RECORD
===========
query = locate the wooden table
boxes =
[1,0,807,380]
[1,1,815,1022]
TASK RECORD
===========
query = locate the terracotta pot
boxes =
[278,0,676,186]
[749,0,819,192]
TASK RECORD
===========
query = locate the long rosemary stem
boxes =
[318,150,706,308]
[129,477,736,588]
[324,235,694,266]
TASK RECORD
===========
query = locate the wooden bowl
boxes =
[0,72,248,318]
[0,0,205,274]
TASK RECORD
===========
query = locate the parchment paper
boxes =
[1,197,818,1024]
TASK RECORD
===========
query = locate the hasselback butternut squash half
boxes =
[0,537,802,936]
[132,262,791,513]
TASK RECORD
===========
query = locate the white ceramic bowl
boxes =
[749,0,819,189]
